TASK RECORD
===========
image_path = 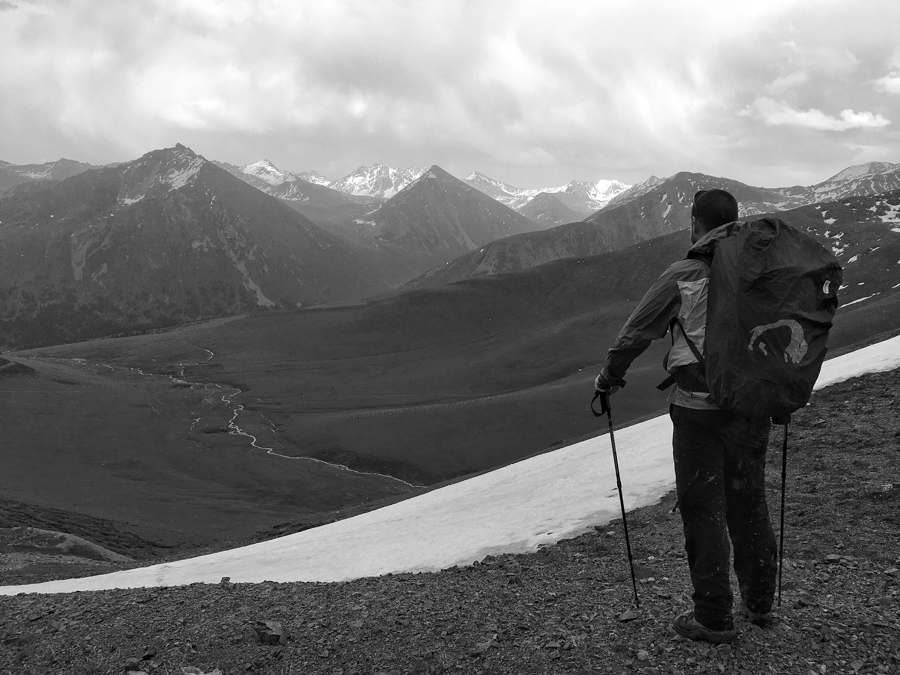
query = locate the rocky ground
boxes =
[1,368,898,674]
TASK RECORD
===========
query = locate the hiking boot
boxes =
[672,611,737,644]
[739,601,777,628]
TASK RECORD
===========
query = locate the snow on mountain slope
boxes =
[4,335,898,595]
[824,162,900,183]
[608,162,900,215]
[298,170,334,187]
[465,171,631,214]
[0,157,97,194]
[331,162,427,198]
[118,143,206,203]
[241,159,290,186]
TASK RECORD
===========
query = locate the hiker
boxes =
[594,189,777,644]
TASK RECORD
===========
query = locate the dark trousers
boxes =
[670,405,778,630]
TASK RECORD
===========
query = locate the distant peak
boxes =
[242,159,289,186]
[172,143,198,157]
[825,161,900,183]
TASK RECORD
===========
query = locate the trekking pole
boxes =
[774,415,791,607]
[592,389,640,609]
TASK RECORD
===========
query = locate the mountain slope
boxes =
[607,162,900,213]
[517,192,586,226]
[0,158,97,194]
[410,167,900,287]
[0,145,404,348]
[331,162,427,198]
[359,165,545,274]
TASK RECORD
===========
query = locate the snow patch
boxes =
[842,293,879,307]
[166,156,205,190]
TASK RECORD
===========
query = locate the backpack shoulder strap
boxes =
[656,317,706,390]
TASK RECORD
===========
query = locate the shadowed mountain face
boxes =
[518,192,586,226]
[357,165,546,275]
[408,168,900,288]
[0,145,408,349]
[0,158,98,195]
[212,159,384,231]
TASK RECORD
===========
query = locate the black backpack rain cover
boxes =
[703,218,843,419]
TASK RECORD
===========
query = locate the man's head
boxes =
[691,189,738,243]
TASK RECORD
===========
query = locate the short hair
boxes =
[691,189,738,230]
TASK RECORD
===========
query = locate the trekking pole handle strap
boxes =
[591,390,611,417]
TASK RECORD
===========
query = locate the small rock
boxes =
[825,554,841,564]
[717,644,731,656]
[124,658,143,672]
[884,567,900,577]
[637,649,650,661]
[253,620,288,646]
[618,608,640,622]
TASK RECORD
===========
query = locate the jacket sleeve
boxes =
[602,259,708,382]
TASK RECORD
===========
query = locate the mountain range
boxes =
[0,145,408,348]
[350,165,546,275]
[464,171,631,215]
[409,163,900,287]
[3,145,900,350]
[0,158,97,194]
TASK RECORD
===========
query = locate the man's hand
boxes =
[594,377,620,396]
[594,367,624,395]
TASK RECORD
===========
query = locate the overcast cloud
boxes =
[2,0,900,187]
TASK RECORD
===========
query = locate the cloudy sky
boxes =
[2,0,900,189]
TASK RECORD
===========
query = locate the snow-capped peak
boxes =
[242,159,289,186]
[464,173,632,214]
[331,163,427,199]
[298,171,333,188]
[118,145,207,204]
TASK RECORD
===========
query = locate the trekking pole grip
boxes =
[590,390,611,417]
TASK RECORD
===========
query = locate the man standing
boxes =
[594,189,777,644]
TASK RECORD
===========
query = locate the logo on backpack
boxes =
[747,320,808,364]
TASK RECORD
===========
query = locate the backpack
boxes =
[680,217,842,419]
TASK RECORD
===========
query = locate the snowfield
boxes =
[2,335,899,595]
